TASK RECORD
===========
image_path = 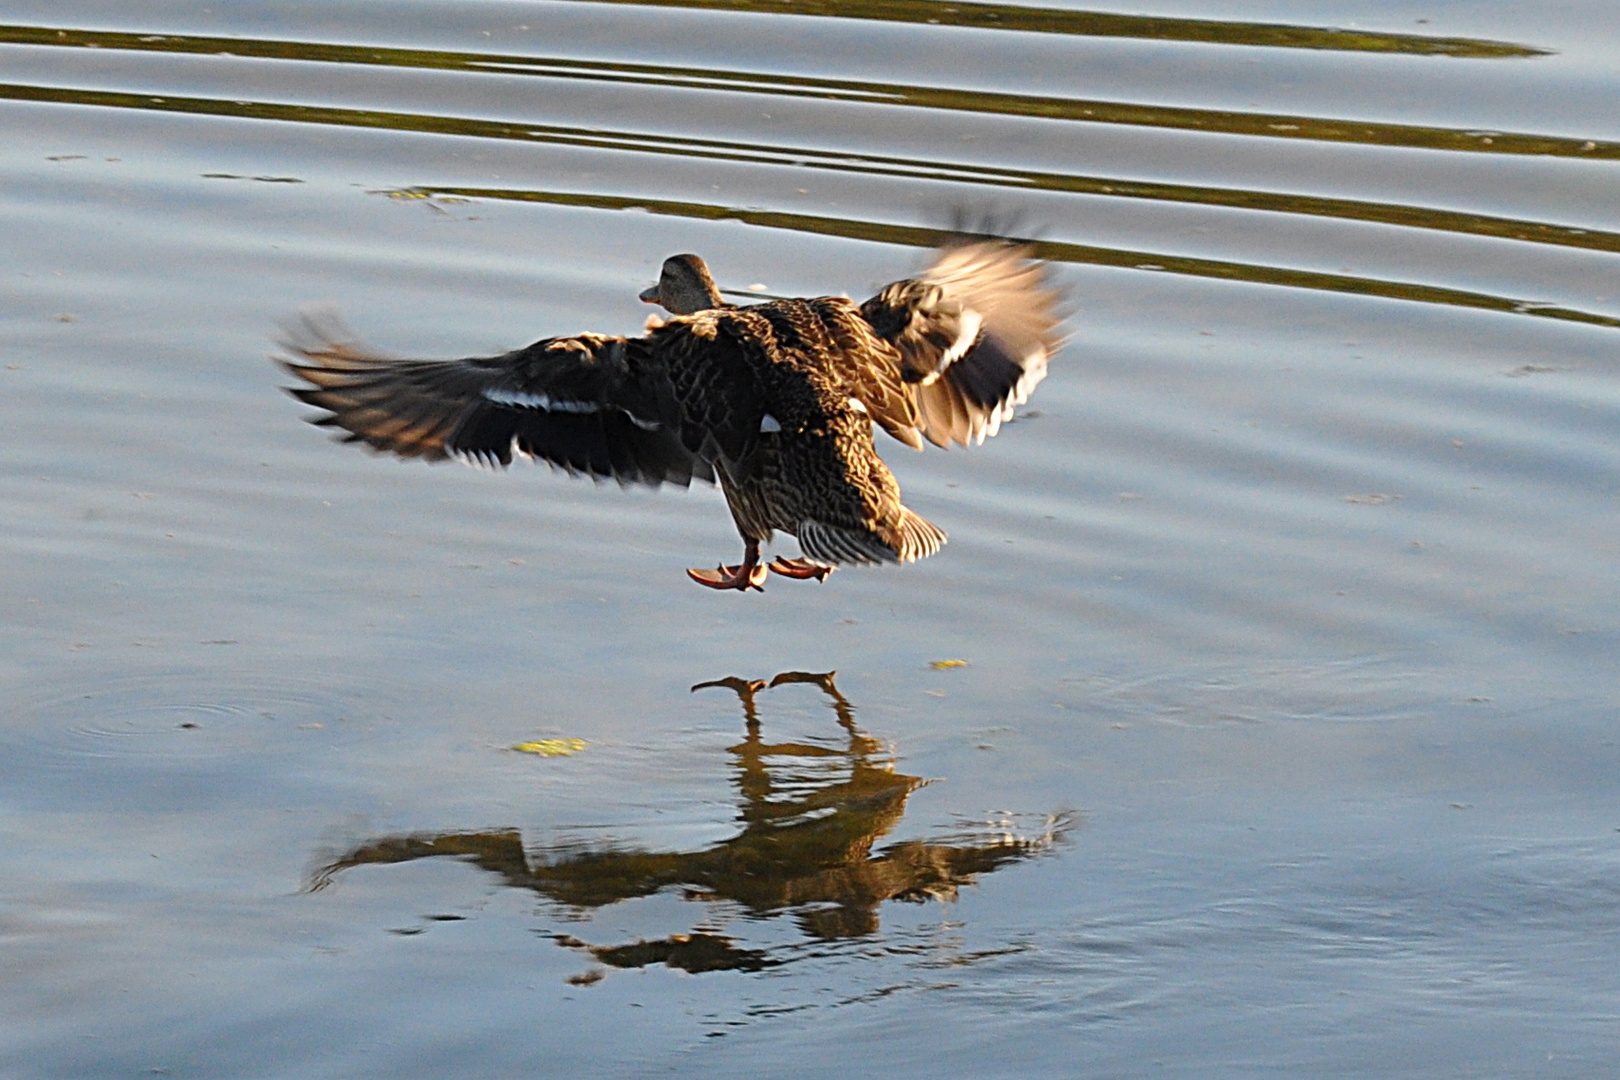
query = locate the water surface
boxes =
[2,1,1618,1076]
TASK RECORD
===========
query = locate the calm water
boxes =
[3,0,1618,1075]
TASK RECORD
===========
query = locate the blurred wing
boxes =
[275,306,710,487]
[859,240,1064,448]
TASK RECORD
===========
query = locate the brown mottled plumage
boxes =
[277,239,1063,591]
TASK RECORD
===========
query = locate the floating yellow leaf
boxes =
[511,738,588,757]
[929,659,969,670]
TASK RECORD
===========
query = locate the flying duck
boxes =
[277,238,1063,591]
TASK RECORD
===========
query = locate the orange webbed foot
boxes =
[768,557,834,583]
[687,562,768,591]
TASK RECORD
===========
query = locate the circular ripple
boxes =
[0,669,396,765]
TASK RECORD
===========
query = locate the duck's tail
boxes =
[795,508,946,567]
[892,506,947,563]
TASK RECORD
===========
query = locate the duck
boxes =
[277,237,1063,591]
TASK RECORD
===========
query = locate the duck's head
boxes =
[639,254,725,315]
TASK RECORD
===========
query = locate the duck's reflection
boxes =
[310,671,1069,974]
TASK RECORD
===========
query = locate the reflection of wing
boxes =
[306,814,1070,939]
[857,241,1063,448]
[276,306,712,487]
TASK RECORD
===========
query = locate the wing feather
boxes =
[858,240,1063,448]
[276,306,704,487]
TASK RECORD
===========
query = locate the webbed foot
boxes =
[687,562,769,591]
[768,557,834,583]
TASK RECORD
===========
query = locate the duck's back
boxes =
[655,297,897,427]
[649,299,936,565]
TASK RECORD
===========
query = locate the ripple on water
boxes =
[0,670,386,769]
[2,0,1619,1074]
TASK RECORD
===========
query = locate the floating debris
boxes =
[929,659,969,670]
[512,738,588,756]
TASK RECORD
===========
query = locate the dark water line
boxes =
[3,25,1602,159]
[0,11,1544,59]
[407,186,1620,332]
[996,175,1620,257]
[555,0,1546,57]
[0,80,1026,183]
[8,81,1619,260]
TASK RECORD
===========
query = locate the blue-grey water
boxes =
[2,1,1618,1076]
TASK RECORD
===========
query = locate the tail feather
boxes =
[795,508,945,567]
[893,507,946,563]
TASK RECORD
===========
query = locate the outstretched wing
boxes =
[858,240,1063,448]
[276,306,710,487]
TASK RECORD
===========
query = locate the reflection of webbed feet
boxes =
[768,557,834,582]
[691,675,769,724]
[768,670,837,692]
[687,562,768,591]
[691,676,768,697]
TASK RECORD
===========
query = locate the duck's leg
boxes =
[688,538,769,591]
[767,557,834,583]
